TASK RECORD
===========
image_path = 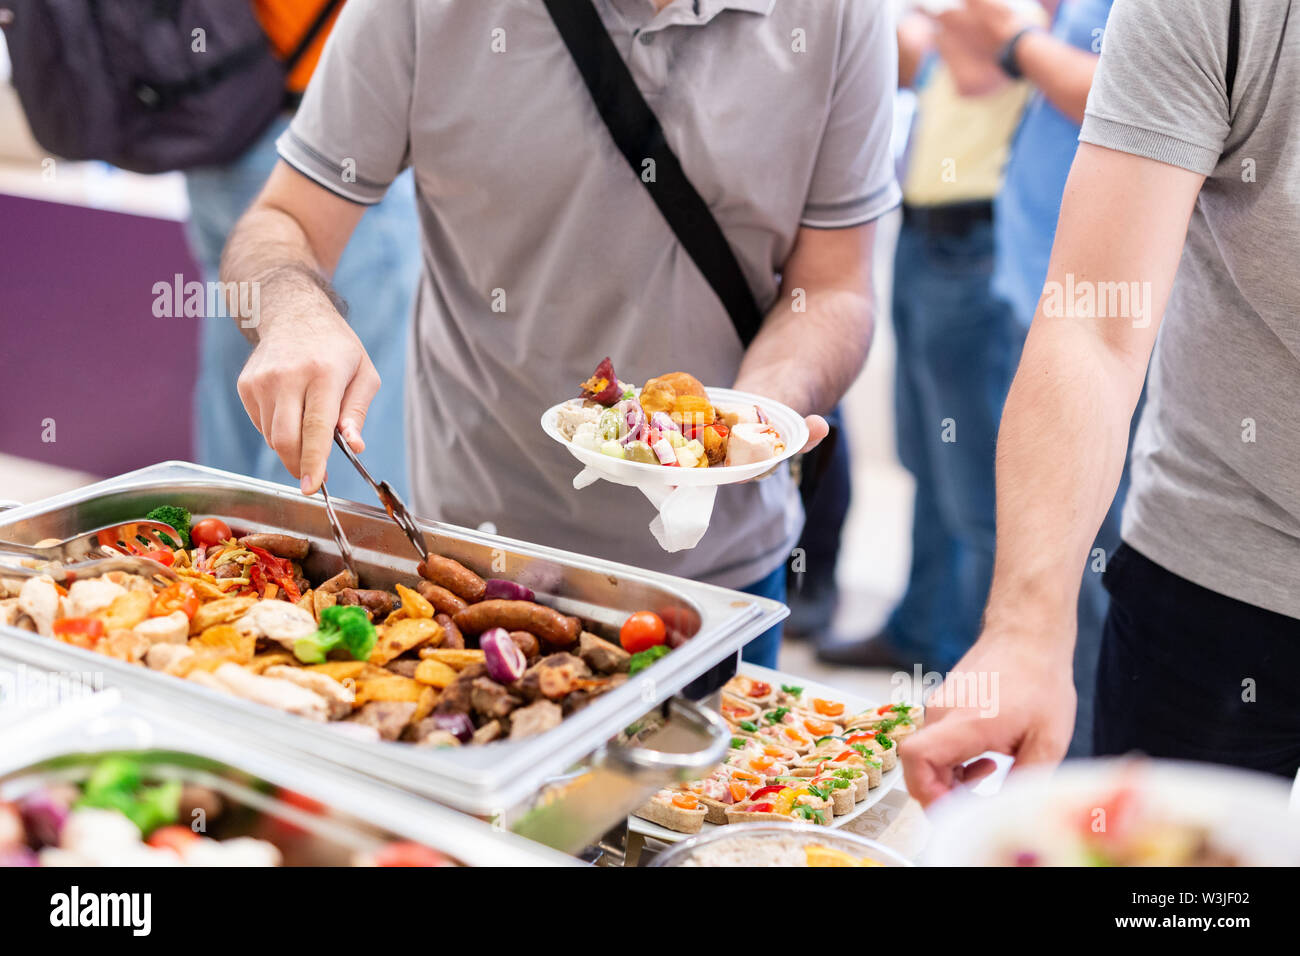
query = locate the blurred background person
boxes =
[186,0,419,500]
[930,0,1120,754]
[818,4,1040,673]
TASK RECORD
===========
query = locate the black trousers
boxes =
[1094,543,1300,778]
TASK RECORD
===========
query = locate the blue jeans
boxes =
[183,114,421,501]
[740,563,786,669]
[886,216,1015,673]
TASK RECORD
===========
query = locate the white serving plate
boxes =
[629,663,903,844]
[924,757,1300,867]
[541,387,809,489]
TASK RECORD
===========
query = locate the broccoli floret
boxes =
[293,605,377,664]
[145,505,191,549]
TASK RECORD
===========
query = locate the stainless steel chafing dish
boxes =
[0,461,785,848]
[0,662,578,866]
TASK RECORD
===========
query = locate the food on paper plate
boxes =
[633,672,912,834]
[556,358,786,469]
[0,504,678,748]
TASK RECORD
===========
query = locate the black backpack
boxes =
[1,0,340,174]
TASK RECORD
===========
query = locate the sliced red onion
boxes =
[617,399,647,445]
[431,712,476,743]
[0,848,37,867]
[482,578,536,603]
[754,404,769,425]
[481,627,527,683]
[19,790,68,847]
[651,411,679,432]
[652,438,677,465]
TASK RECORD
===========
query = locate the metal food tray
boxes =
[0,461,786,817]
[0,667,577,866]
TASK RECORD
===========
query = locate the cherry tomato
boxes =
[372,842,451,868]
[147,825,199,854]
[52,617,105,648]
[619,610,666,653]
[151,582,199,620]
[190,518,232,549]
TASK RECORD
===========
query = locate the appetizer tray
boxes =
[0,462,785,820]
[629,664,902,844]
[542,387,808,488]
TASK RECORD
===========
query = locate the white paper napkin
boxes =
[571,467,718,552]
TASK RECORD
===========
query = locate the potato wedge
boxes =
[417,647,486,669]
[369,618,443,665]
[306,660,370,683]
[384,582,435,624]
[183,577,229,601]
[91,590,153,633]
[190,596,257,635]
[353,675,427,706]
[193,624,256,664]
[244,651,297,674]
[413,657,459,688]
[311,588,337,621]
[412,685,438,722]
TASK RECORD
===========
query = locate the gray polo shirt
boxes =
[278,0,899,588]
[1079,0,1300,616]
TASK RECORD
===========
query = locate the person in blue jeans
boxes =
[931,0,1121,755]
[819,9,1036,674]
[185,113,420,503]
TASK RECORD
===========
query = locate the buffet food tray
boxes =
[0,461,786,817]
[0,659,577,866]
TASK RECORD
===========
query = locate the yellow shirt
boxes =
[902,60,1031,207]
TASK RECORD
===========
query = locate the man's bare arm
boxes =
[1014,29,1098,124]
[902,144,1206,804]
[734,222,876,451]
[220,161,373,492]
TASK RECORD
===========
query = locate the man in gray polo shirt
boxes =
[220,0,899,665]
[904,0,1300,802]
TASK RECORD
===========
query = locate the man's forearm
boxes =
[734,287,873,416]
[220,205,345,345]
[983,319,1141,638]
[1015,31,1098,124]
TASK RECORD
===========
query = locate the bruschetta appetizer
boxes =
[634,788,708,834]
[724,784,833,826]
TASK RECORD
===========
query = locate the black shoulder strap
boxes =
[1226,0,1240,104]
[285,0,346,73]
[541,0,764,347]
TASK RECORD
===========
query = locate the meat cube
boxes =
[65,579,126,617]
[470,719,503,745]
[508,700,563,740]
[145,643,194,672]
[470,677,522,720]
[132,610,189,646]
[516,653,590,702]
[577,631,631,674]
[433,663,486,715]
[384,659,420,679]
[347,701,417,741]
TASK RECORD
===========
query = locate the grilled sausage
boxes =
[238,533,310,561]
[337,588,397,617]
[415,580,468,616]
[452,600,580,647]
[508,630,540,660]
[435,613,465,650]
[417,555,486,602]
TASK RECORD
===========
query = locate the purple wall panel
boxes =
[0,194,199,477]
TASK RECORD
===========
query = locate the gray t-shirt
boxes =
[278,0,899,588]
[1079,0,1300,616]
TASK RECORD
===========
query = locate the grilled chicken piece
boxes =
[65,579,127,617]
[18,576,60,637]
[132,610,189,645]
[201,663,329,721]
[233,600,317,649]
[145,643,195,672]
[263,665,354,719]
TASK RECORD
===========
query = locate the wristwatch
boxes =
[997,26,1040,80]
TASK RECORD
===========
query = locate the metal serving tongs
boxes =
[331,427,428,561]
[317,481,358,580]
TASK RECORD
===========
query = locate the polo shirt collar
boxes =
[698,0,776,16]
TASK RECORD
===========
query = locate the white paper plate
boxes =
[541,387,808,489]
[629,663,903,844]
